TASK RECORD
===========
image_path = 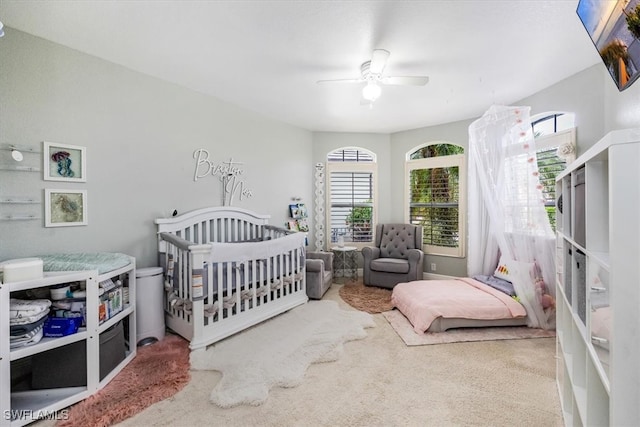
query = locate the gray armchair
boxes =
[362,224,424,289]
[306,251,334,299]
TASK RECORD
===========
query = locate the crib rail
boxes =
[156,206,271,247]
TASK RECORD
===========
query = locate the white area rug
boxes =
[190,300,375,407]
[383,309,555,346]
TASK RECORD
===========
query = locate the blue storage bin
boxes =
[43,316,82,337]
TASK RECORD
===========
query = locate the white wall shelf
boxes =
[0,166,40,173]
[0,216,40,221]
[555,128,640,426]
[0,199,40,205]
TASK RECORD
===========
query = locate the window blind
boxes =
[409,166,460,248]
[329,171,373,243]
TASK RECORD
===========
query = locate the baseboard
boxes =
[354,269,455,281]
[422,272,456,280]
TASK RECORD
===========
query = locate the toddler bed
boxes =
[156,206,307,350]
[391,277,528,334]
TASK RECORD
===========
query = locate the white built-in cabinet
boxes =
[555,128,640,426]
[0,262,136,426]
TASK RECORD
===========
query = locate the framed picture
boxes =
[297,218,309,232]
[297,203,308,218]
[43,141,87,182]
[45,189,88,227]
[289,203,301,219]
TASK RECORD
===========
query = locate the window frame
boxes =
[404,143,466,258]
[325,148,378,251]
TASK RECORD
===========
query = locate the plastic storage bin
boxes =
[135,267,165,346]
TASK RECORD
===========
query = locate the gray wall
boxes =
[312,131,391,223]
[517,64,606,154]
[385,64,636,277]
[604,66,640,132]
[0,29,313,267]
[390,119,474,277]
[2,29,639,277]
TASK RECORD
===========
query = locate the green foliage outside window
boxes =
[626,4,640,40]
[346,203,372,241]
[410,144,464,248]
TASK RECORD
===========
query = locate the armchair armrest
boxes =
[362,246,381,261]
[406,248,425,281]
[306,258,324,273]
[306,251,334,266]
[406,248,424,263]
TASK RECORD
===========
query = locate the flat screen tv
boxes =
[577,0,640,91]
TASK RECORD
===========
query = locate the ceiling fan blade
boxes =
[316,78,365,84]
[369,49,390,75]
[380,76,429,86]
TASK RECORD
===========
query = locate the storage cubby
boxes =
[555,128,640,426]
[0,261,136,426]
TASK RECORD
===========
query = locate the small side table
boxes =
[331,246,359,283]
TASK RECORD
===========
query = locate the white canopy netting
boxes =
[468,105,556,330]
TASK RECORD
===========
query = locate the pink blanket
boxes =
[391,279,527,334]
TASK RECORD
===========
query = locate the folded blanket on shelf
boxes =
[10,327,44,349]
[11,324,44,342]
[10,298,51,319]
[10,309,50,326]
[10,315,47,336]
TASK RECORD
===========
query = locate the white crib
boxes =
[156,206,307,350]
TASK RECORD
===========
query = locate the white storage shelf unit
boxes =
[0,262,136,426]
[555,128,640,426]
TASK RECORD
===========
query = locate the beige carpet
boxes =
[105,284,563,427]
[383,309,556,346]
[190,300,374,407]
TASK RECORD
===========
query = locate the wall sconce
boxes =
[10,147,23,162]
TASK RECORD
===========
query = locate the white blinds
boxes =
[329,171,373,244]
[409,166,460,248]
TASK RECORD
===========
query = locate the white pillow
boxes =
[494,256,536,283]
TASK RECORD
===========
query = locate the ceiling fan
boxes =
[317,49,429,105]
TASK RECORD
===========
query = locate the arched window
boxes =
[405,143,465,257]
[326,147,377,248]
[531,112,576,230]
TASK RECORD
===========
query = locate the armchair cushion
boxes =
[370,258,410,274]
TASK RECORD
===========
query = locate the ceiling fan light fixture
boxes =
[362,81,381,102]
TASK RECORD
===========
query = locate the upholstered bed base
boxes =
[427,315,528,333]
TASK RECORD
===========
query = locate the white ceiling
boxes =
[0,0,601,133]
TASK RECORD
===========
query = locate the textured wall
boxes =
[0,29,312,267]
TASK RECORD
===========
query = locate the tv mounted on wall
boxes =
[577,0,640,91]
